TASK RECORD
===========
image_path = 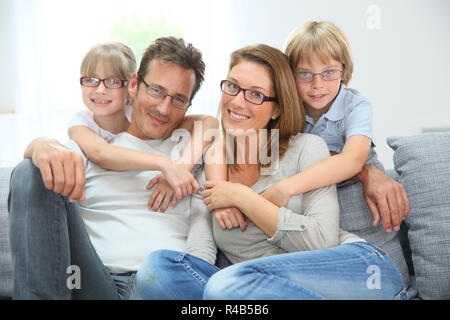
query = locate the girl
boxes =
[68,41,224,208]
[261,21,408,232]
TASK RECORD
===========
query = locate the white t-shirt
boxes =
[65,131,216,273]
[68,105,133,142]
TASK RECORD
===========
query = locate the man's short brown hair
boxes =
[137,37,205,102]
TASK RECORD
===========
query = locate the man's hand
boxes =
[147,176,178,212]
[146,164,200,211]
[357,165,410,233]
[26,137,86,202]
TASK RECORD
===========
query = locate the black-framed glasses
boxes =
[80,77,128,89]
[141,79,191,110]
[220,80,277,105]
[294,70,344,83]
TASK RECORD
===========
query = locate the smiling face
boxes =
[81,59,127,119]
[127,58,196,140]
[295,54,343,120]
[221,60,280,135]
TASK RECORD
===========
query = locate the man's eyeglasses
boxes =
[80,77,127,89]
[220,80,277,105]
[141,79,191,110]
[294,70,344,83]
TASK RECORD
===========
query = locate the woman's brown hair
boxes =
[225,44,305,173]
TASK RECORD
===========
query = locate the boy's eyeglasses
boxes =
[294,70,344,83]
[220,80,277,105]
[80,77,128,89]
[141,79,191,110]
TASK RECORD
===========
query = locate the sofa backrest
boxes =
[336,152,410,290]
[387,133,450,300]
[0,167,13,299]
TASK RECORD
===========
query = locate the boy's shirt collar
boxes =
[305,84,346,125]
[323,84,346,122]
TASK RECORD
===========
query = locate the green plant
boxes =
[110,13,183,65]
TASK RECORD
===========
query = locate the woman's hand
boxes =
[261,180,293,207]
[214,207,248,231]
[146,176,178,212]
[201,181,244,211]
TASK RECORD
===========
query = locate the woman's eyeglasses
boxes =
[220,80,277,105]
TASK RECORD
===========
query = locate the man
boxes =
[8,37,216,299]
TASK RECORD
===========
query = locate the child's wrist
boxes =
[279,178,295,198]
[159,157,175,174]
[234,184,251,208]
[174,160,194,172]
[356,164,372,183]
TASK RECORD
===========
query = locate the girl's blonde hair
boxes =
[225,44,305,172]
[285,21,354,85]
[80,41,136,82]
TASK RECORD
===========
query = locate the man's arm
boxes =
[185,192,217,265]
[355,164,410,232]
[24,137,86,202]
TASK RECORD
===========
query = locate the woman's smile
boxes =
[227,109,250,122]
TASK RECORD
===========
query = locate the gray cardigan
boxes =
[213,133,363,264]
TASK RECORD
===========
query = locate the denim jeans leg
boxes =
[204,241,406,300]
[8,159,119,300]
[136,249,219,300]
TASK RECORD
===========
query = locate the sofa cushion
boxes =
[388,133,450,300]
[0,167,13,298]
[337,152,410,289]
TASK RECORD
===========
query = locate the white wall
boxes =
[214,0,450,168]
[0,0,19,112]
[1,0,449,168]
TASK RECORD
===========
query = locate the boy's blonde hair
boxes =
[80,41,136,82]
[285,21,353,85]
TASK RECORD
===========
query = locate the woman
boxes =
[136,44,406,300]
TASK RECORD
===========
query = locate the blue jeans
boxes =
[137,242,407,300]
[8,160,140,299]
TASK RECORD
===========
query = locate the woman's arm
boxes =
[202,180,339,251]
[202,134,341,251]
[262,135,371,207]
[202,181,279,236]
[202,137,251,232]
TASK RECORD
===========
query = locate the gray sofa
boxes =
[1,133,449,300]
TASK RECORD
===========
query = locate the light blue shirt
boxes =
[303,85,374,154]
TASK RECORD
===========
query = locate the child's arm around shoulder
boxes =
[68,125,198,201]
[262,133,371,207]
[68,125,169,171]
